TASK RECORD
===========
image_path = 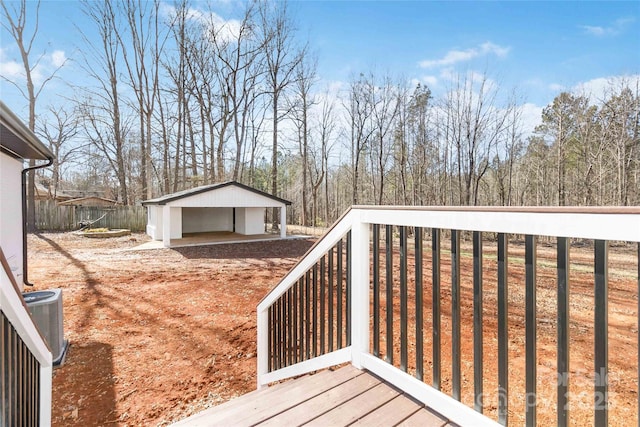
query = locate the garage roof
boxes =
[0,101,54,160]
[142,181,292,206]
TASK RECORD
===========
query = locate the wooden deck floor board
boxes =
[171,366,453,427]
[172,366,362,426]
[259,371,382,426]
[304,382,399,426]
[349,394,424,426]
[398,406,451,427]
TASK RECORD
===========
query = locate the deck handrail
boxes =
[1,246,53,426]
[257,209,356,383]
[257,206,640,426]
[258,209,351,309]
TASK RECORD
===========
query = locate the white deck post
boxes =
[40,363,53,426]
[350,212,370,369]
[256,308,269,388]
[280,206,287,238]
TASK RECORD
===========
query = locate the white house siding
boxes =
[235,207,265,235]
[182,207,233,233]
[0,152,24,289]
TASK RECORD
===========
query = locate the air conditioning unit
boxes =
[22,288,69,366]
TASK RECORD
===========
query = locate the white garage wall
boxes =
[146,206,163,240]
[235,207,265,235]
[167,185,285,208]
[182,207,233,233]
[0,153,25,289]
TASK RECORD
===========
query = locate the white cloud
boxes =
[0,47,67,85]
[161,3,242,42]
[582,25,606,37]
[418,41,510,69]
[326,80,345,95]
[51,50,66,68]
[580,17,635,37]
[0,47,23,79]
[411,75,438,88]
[437,68,498,93]
[519,102,543,137]
[422,75,438,86]
[0,59,23,79]
[548,83,565,92]
[205,11,242,42]
[572,74,640,102]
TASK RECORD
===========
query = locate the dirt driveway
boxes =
[27,232,314,426]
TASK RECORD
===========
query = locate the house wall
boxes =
[0,152,24,290]
[235,207,265,235]
[182,207,233,233]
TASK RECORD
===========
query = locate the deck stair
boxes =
[172,365,453,427]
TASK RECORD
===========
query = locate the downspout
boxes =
[21,157,54,286]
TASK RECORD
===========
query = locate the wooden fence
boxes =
[35,201,147,232]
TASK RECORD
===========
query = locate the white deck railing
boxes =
[257,206,640,426]
[1,247,52,426]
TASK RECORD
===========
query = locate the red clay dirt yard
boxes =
[26,232,314,426]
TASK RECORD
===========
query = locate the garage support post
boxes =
[280,207,287,239]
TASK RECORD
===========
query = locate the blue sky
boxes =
[1,0,639,130]
[292,1,639,104]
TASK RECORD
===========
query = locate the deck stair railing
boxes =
[267,231,352,372]
[1,247,53,426]
[257,206,640,426]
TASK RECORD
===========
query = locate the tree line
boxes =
[3,0,639,230]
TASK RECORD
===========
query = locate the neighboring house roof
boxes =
[0,101,54,160]
[57,196,119,206]
[34,183,74,201]
[142,181,292,206]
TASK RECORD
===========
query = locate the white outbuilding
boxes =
[142,181,291,247]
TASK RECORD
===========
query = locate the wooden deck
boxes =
[172,365,456,427]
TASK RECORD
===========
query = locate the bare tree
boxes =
[258,0,305,228]
[219,5,265,182]
[599,80,640,205]
[346,73,375,204]
[312,88,337,226]
[1,0,67,229]
[289,55,317,225]
[244,96,269,186]
[163,0,191,192]
[439,71,511,205]
[116,0,165,199]
[183,15,219,183]
[369,72,400,205]
[491,95,525,206]
[36,105,83,199]
[536,92,588,206]
[78,0,130,204]
[406,83,434,204]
